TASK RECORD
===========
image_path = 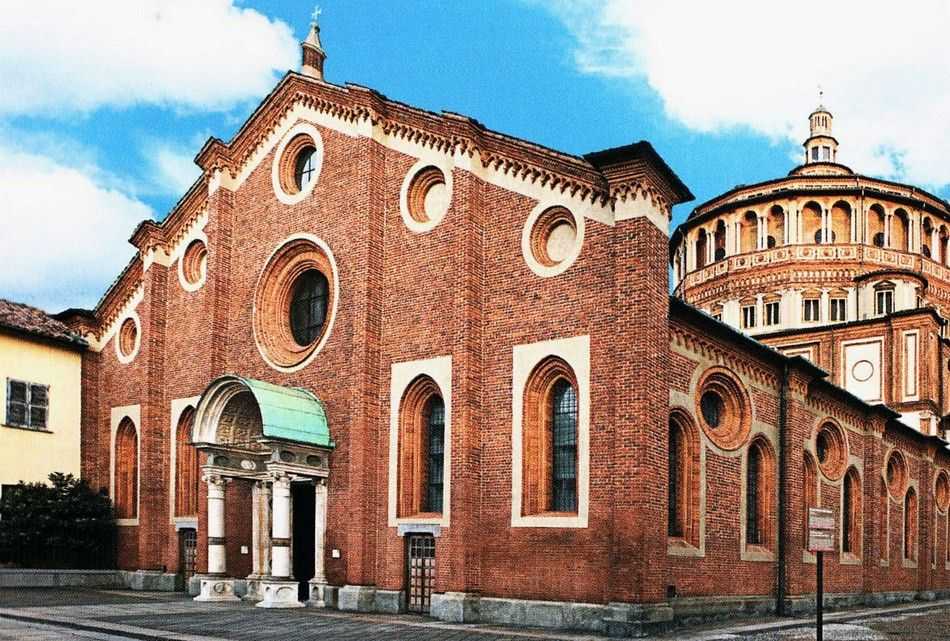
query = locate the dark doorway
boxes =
[405,534,436,614]
[292,481,316,602]
[178,528,197,589]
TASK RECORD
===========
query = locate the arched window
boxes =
[114,417,138,520]
[695,232,708,269]
[175,407,199,517]
[842,467,861,555]
[746,438,774,548]
[904,487,918,560]
[769,205,785,246]
[714,220,727,261]
[668,411,698,544]
[803,452,818,548]
[522,357,578,515]
[397,376,446,517]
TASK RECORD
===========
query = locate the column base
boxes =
[193,576,240,602]
[256,578,305,608]
[243,576,263,602]
[308,581,338,608]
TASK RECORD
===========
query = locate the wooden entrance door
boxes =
[405,534,436,614]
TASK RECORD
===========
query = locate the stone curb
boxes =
[642,598,950,640]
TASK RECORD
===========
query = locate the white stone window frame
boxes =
[387,355,453,528]
[110,404,141,527]
[114,311,142,365]
[511,334,590,528]
[176,230,210,293]
[838,456,864,565]
[399,157,454,234]
[168,396,200,527]
[271,121,324,206]
[521,200,585,278]
[902,330,919,401]
[739,427,778,562]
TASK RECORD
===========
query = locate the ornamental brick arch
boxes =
[695,366,752,452]
[812,419,849,481]
[668,407,700,548]
[396,374,446,518]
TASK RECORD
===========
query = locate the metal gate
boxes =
[179,529,197,586]
[406,534,436,614]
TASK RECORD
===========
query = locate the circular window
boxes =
[400,160,453,233]
[272,122,323,205]
[289,269,329,346]
[813,421,847,480]
[700,391,724,428]
[116,316,139,363]
[695,368,750,450]
[936,472,950,512]
[180,239,208,288]
[885,450,907,499]
[406,166,449,224]
[522,203,584,277]
[253,235,338,372]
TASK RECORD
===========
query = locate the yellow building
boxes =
[0,299,85,493]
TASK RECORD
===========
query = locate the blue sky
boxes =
[4,1,949,312]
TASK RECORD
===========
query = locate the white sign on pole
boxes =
[808,507,835,553]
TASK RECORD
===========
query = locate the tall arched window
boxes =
[114,417,138,520]
[803,452,818,548]
[746,438,774,548]
[842,467,861,555]
[175,406,199,517]
[397,376,446,517]
[904,487,918,561]
[668,411,698,544]
[424,396,445,513]
[522,357,578,515]
[695,232,708,269]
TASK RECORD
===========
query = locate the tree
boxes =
[0,473,116,569]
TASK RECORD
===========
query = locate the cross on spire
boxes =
[311,5,321,26]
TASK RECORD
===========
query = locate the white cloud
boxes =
[546,0,950,189]
[0,145,151,312]
[150,143,201,196]
[0,0,298,115]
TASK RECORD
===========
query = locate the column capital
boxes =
[269,472,292,488]
[203,472,229,487]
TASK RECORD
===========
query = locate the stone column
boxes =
[885,213,892,248]
[309,478,330,607]
[257,473,302,608]
[194,474,239,602]
[244,481,272,601]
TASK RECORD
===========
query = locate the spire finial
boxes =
[301,5,326,81]
[818,85,823,105]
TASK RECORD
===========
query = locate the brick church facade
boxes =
[58,17,950,636]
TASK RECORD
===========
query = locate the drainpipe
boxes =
[776,361,789,616]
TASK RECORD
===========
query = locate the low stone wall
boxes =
[0,569,123,589]
[0,569,181,592]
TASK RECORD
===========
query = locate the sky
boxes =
[4,0,950,312]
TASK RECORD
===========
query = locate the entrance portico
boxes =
[190,374,334,608]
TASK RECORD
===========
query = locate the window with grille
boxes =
[764,301,780,326]
[424,397,445,513]
[289,269,329,346]
[830,298,847,322]
[742,305,756,329]
[876,289,894,316]
[747,445,761,545]
[5,379,49,430]
[802,299,820,322]
[551,380,577,512]
[668,420,684,537]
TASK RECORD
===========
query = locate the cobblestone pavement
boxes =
[1,589,949,641]
[0,589,595,641]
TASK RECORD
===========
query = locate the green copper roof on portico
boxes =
[229,375,334,448]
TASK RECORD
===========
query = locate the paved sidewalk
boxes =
[0,589,948,640]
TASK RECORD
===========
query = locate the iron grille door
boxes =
[406,534,436,614]
[179,529,197,585]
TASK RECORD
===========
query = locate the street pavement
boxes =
[0,588,947,640]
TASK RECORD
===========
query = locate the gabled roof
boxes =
[0,299,87,350]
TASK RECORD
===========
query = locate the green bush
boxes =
[0,473,116,569]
